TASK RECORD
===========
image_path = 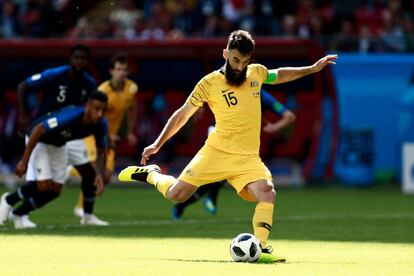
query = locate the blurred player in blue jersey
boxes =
[171,89,296,220]
[0,91,109,229]
[17,45,97,130]
[15,45,110,224]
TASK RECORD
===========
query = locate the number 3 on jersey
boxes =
[223,91,238,107]
[57,85,67,103]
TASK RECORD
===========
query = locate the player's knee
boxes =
[257,182,276,202]
[36,180,55,192]
[76,163,97,196]
[75,163,96,182]
[167,189,186,202]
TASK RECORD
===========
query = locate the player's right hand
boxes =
[141,143,160,165]
[15,160,27,177]
[94,174,105,196]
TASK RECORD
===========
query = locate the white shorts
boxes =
[26,142,67,184]
[66,139,90,166]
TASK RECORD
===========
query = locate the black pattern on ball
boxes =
[232,246,246,257]
[249,242,258,257]
[238,234,251,242]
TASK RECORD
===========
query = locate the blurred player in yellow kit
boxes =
[74,53,138,217]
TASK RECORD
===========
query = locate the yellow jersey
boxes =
[98,78,138,135]
[187,64,268,155]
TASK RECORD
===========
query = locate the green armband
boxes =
[264,72,278,84]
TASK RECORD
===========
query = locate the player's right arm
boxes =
[141,102,199,165]
[15,123,46,177]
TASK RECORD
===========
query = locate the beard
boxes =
[225,61,247,86]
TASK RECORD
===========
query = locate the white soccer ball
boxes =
[229,233,261,262]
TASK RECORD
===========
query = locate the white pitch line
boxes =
[0,213,413,231]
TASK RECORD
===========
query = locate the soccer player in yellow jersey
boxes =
[74,53,138,217]
[119,30,337,263]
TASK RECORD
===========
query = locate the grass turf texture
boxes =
[0,184,413,275]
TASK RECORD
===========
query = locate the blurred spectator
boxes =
[280,14,298,38]
[331,19,358,51]
[109,0,143,39]
[248,1,276,35]
[20,0,49,37]
[0,0,21,38]
[402,14,414,51]
[358,24,377,53]
[379,9,405,51]
[1,0,414,52]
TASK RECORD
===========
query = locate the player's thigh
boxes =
[66,138,90,166]
[27,143,67,184]
[227,155,273,202]
[178,145,232,187]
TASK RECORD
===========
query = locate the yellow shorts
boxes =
[83,135,97,161]
[178,145,273,202]
[69,136,96,177]
[81,135,115,171]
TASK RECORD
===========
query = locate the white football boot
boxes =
[73,207,84,218]
[81,214,109,226]
[0,193,12,225]
[10,214,37,229]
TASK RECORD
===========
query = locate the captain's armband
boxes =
[264,71,278,84]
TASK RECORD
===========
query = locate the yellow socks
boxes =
[76,192,84,208]
[252,202,274,248]
[147,171,177,197]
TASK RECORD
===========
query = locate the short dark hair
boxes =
[227,30,255,55]
[226,30,255,55]
[109,53,128,69]
[88,90,108,104]
[70,44,90,57]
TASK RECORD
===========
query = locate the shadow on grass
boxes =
[0,185,413,244]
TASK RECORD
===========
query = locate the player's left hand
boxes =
[15,160,27,177]
[141,143,160,165]
[312,54,337,72]
[94,174,105,196]
[263,120,279,133]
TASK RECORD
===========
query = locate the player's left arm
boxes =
[261,90,296,133]
[265,54,337,85]
[126,89,138,145]
[93,119,110,193]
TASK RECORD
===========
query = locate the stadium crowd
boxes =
[1,0,414,52]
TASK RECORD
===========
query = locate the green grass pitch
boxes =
[0,184,413,275]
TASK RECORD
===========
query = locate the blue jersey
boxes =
[26,65,97,120]
[261,89,287,115]
[27,106,108,147]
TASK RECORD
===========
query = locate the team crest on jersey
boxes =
[250,80,258,87]
[185,169,194,176]
[31,74,41,81]
[47,118,58,129]
[253,91,260,97]
[60,130,72,139]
